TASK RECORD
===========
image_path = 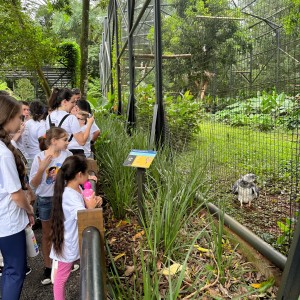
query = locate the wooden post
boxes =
[77,208,104,256]
[78,208,106,299]
[87,158,98,174]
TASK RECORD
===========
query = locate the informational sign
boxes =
[123,149,157,169]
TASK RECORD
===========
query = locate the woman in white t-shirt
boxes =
[29,127,72,285]
[23,100,47,161]
[0,94,34,300]
[69,111,100,158]
[46,88,94,155]
[50,155,102,300]
[70,99,100,157]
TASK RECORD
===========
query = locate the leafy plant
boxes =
[57,41,80,87]
[276,216,297,253]
[87,77,102,109]
[13,78,35,101]
[213,91,297,131]
[135,83,202,150]
[94,114,149,219]
[143,148,208,255]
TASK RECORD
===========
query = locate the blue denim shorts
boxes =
[37,196,53,221]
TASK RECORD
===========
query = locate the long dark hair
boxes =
[29,100,45,121]
[48,87,73,110]
[51,155,88,256]
[0,94,27,189]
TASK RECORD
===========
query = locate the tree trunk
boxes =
[80,0,90,100]
[199,70,215,100]
[36,67,51,99]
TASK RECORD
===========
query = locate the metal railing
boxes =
[80,226,106,300]
[78,168,106,300]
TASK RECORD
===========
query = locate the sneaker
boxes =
[26,266,32,276]
[71,264,79,272]
[41,267,52,285]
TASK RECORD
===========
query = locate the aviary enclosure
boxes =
[99,0,300,256]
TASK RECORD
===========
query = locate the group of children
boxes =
[0,88,102,300]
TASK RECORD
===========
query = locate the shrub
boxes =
[57,41,80,87]
[135,83,202,150]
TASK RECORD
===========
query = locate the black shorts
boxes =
[69,149,85,156]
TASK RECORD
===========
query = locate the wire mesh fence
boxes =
[100,0,300,255]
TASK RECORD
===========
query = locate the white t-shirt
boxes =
[68,123,99,157]
[11,136,29,160]
[29,150,72,197]
[45,111,81,148]
[0,141,28,237]
[50,187,85,262]
[23,119,46,160]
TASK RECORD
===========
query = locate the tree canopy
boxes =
[0,0,56,69]
[159,0,251,97]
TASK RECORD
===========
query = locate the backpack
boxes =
[48,114,73,142]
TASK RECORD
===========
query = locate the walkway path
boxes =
[11,227,80,300]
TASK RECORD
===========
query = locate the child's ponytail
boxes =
[51,167,66,256]
[51,155,88,256]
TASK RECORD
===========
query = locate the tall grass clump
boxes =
[94,114,149,219]
[143,148,209,255]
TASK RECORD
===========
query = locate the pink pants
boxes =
[53,261,73,300]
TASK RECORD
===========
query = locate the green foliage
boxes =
[282,0,300,35]
[0,81,11,94]
[143,149,207,254]
[0,1,56,69]
[157,0,251,95]
[57,41,80,87]
[136,84,202,150]
[39,0,105,79]
[165,91,202,149]
[276,215,297,254]
[87,77,102,109]
[94,114,149,219]
[196,120,295,185]
[13,78,35,101]
[213,91,298,131]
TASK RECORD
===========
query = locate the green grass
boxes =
[195,121,296,185]
[183,120,298,254]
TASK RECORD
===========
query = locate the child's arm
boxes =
[30,155,53,188]
[24,184,36,205]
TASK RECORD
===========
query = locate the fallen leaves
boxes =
[160,263,183,276]
[251,283,262,289]
[132,230,144,241]
[113,252,125,261]
[124,265,135,276]
[103,206,279,299]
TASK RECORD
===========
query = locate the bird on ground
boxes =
[232,173,259,208]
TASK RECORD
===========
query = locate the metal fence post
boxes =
[277,213,300,299]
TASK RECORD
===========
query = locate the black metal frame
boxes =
[277,212,300,299]
[4,67,72,99]
[99,0,166,149]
